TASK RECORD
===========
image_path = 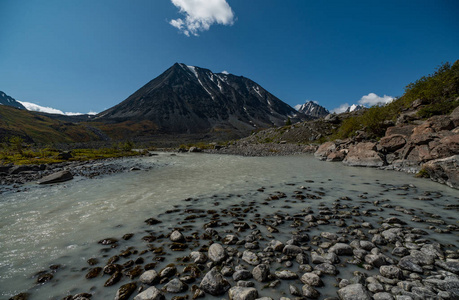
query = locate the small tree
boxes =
[285,117,292,126]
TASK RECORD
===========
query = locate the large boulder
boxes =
[314,142,336,161]
[378,134,406,152]
[208,243,227,264]
[343,142,384,167]
[423,155,459,189]
[38,170,73,184]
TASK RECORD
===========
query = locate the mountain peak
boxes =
[96,64,303,136]
[0,91,26,110]
[297,101,329,118]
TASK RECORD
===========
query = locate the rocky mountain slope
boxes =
[0,104,102,144]
[296,101,329,118]
[96,63,306,136]
[0,91,26,110]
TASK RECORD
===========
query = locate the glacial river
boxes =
[0,153,458,299]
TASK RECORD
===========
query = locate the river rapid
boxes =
[0,152,458,299]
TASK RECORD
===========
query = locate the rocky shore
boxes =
[205,106,459,190]
[0,155,156,194]
[10,178,459,300]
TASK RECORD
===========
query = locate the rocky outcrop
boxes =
[343,142,384,167]
[423,155,459,189]
[315,108,459,188]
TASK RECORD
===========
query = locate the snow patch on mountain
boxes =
[18,101,97,116]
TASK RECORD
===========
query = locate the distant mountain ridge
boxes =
[345,104,365,113]
[0,91,26,110]
[96,63,306,135]
[297,101,329,118]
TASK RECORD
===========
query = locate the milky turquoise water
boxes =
[0,153,457,299]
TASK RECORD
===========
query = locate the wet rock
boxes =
[337,283,371,300]
[392,247,410,257]
[233,270,252,281]
[329,243,353,256]
[170,231,185,243]
[160,265,177,278]
[208,243,227,264]
[199,268,231,296]
[289,284,302,296]
[223,235,239,245]
[379,265,403,279]
[227,286,257,300]
[98,238,118,245]
[134,286,165,300]
[8,293,30,300]
[269,240,284,252]
[163,278,188,293]
[242,250,260,266]
[314,263,338,275]
[302,284,320,299]
[300,272,323,287]
[36,273,53,284]
[275,270,299,280]
[252,264,270,282]
[398,257,423,273]
[320,232,338,240]
[38,170,73,184]
[114,283,137,300]
[145,218,162,225]
[282,245,303,256]
[85,267,102,279]
[365,253,391,268]
[104,271,122,287]
[190,251,207,264]
[409,249,436,265]
[296,253,309,264]
[435,260,459,274]
[372,292,394,300]
[140,270,159,285]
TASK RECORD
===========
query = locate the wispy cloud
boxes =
[18,101,97,116]
[358,93,393,106]
[332,93,394,114]
[169,0,235,36]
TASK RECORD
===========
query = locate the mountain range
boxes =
[0,63,336,143]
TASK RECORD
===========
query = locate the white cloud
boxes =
[221,70,229,74]
[332,103,350,114]
[358,93,393,106]
[169,0,235,36]
[18,101,97,116]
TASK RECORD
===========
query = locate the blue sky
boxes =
[1,0,458,114]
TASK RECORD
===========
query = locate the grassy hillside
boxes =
[0,105,100,144]
[334,60,459,139]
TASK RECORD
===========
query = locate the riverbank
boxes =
[3,153,458,300]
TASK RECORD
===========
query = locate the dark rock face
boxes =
[96,63,304,135]
[0,91,26,109]
[296,101,329,118]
